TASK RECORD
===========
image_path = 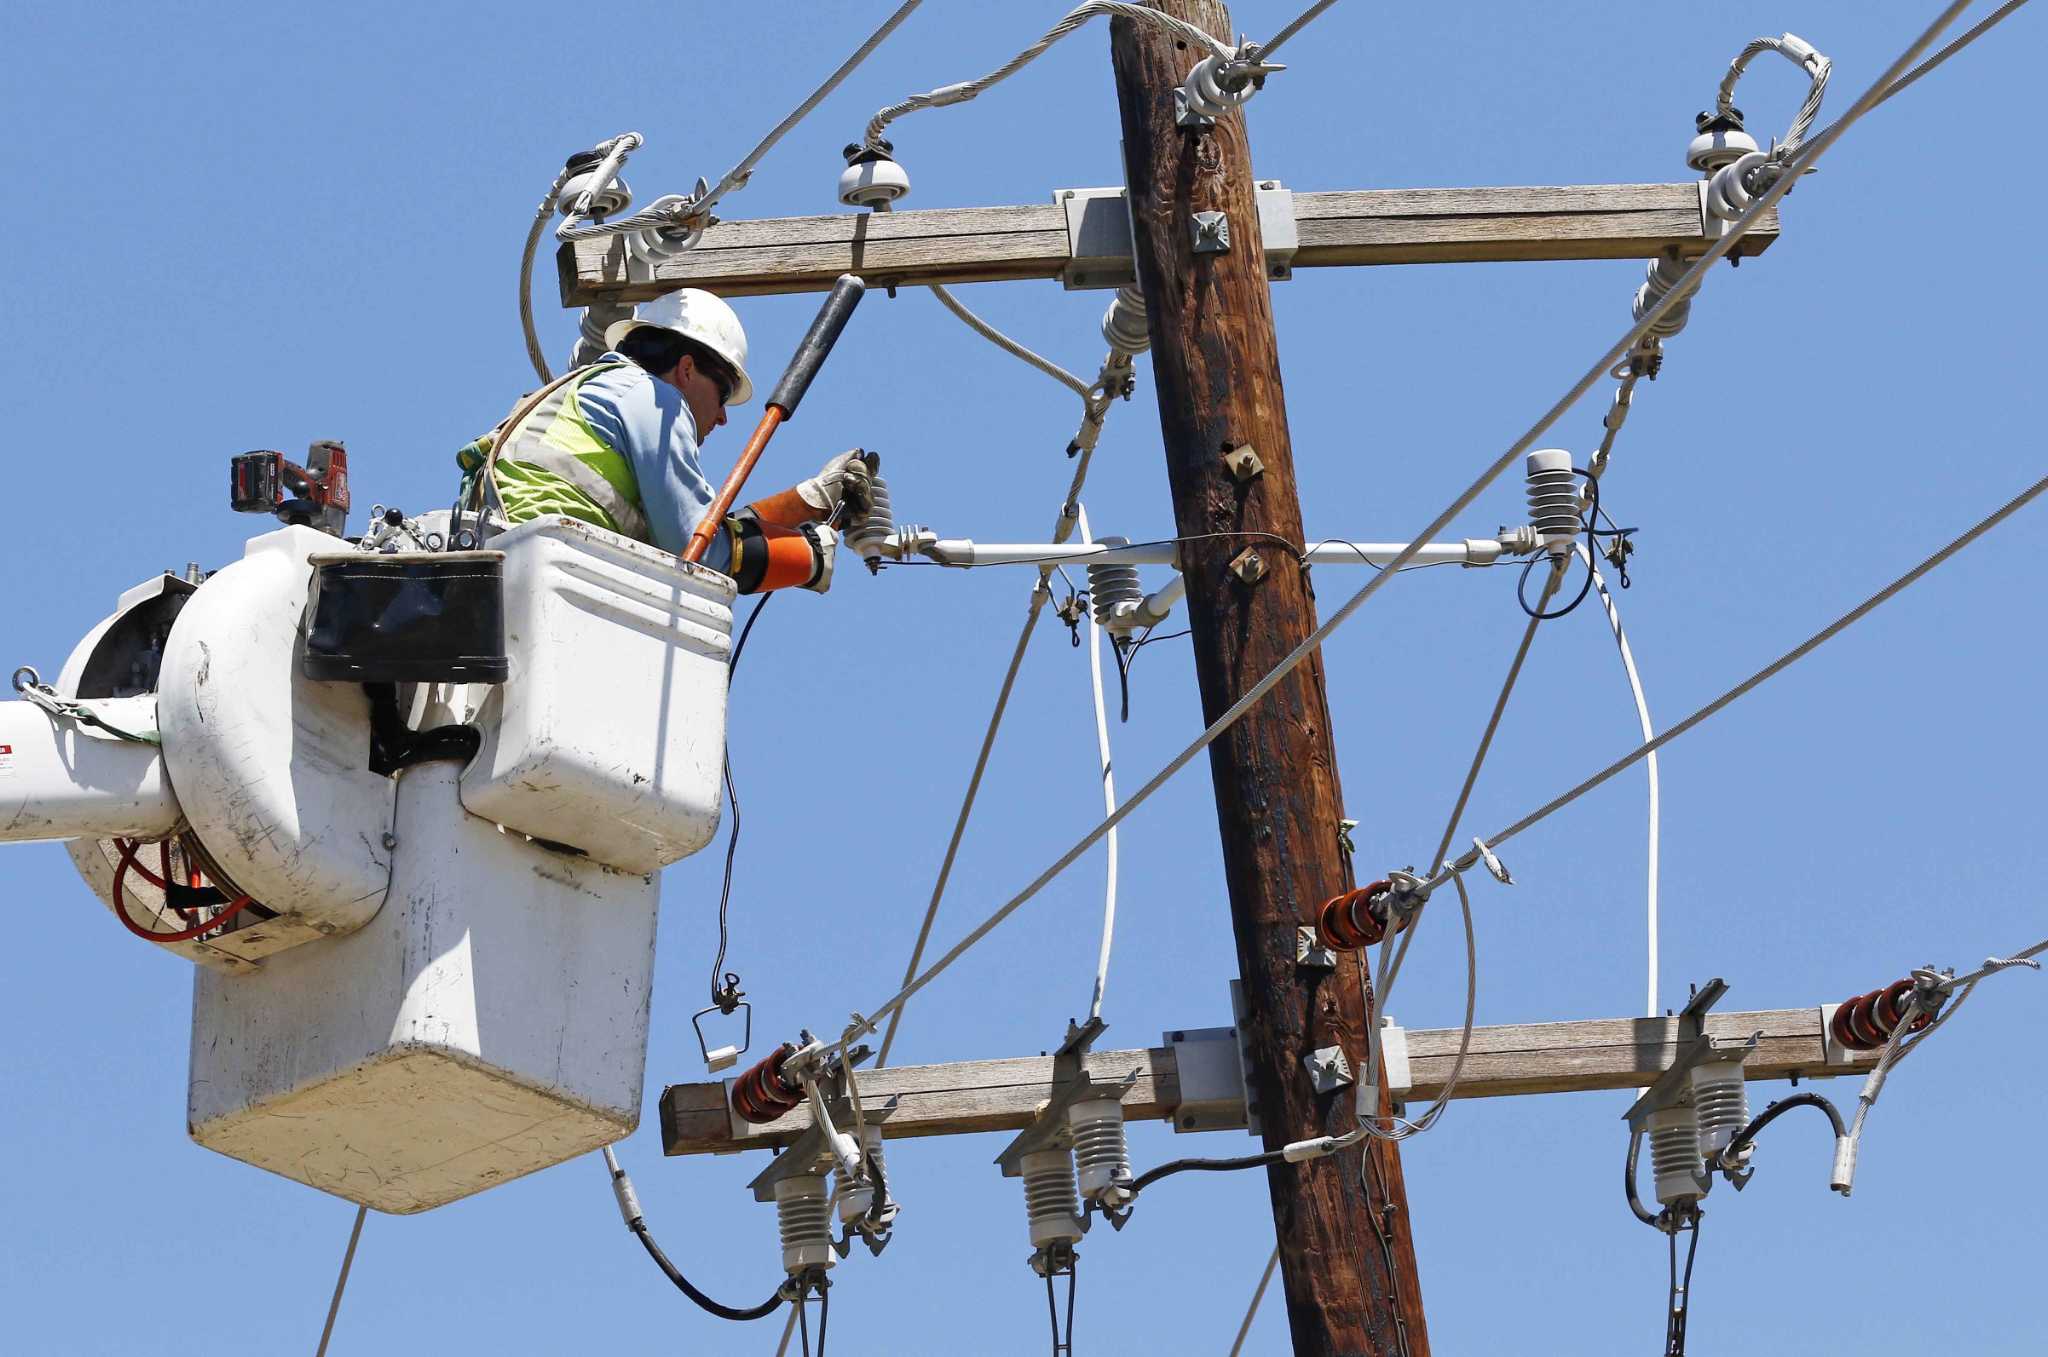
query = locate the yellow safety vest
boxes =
[468,362,653,543]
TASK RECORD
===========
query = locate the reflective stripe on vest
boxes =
[490,362,653,542]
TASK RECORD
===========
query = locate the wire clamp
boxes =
[1471,836,1513,886]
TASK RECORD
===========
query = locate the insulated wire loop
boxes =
[1718,33,1832,155]
[561,2,925,249]
[1435,461,2048,893]
[872,404,1129,1066]
[1580,548,1662,1017]
[828,0,1983,1066]
[1077,505,1121,1024]
[599,1147,785,1321]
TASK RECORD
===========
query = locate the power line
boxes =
[827,0,1959,1062]
[313,1205,366,1357]
[1437,465,2048,890]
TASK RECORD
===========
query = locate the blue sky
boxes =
[2,2,2043,1353]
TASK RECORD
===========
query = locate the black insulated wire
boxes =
[1125,1147,1289,1200]
[1516,468,1608,620]
[709,591,773,1012]
[629,1221,785,1322]
[1045,1263,1077,1357]
[1623,1129,1664,1229]
[1721,1091,1847,1163]
[1664,1211,1702,1357]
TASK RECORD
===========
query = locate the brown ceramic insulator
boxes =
[730,1043,801,1124]
[1315,880,1406,953]
[1846,990,1891,1049]
[1829,995,1863,1050]
[1871,977,1934,1039]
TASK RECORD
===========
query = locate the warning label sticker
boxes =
[0,743,14,774]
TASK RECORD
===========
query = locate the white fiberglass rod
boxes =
[920,538,1503,568]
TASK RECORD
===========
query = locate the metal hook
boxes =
[691,999,751,1073]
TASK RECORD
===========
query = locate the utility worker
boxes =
[459,289,869,593]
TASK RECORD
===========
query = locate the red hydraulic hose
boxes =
[109,837,256,944]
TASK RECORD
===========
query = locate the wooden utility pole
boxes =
[1109,4,1428,1353]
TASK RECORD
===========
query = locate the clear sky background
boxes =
[3,3,2043,1353]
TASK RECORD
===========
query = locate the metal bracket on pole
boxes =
[994,1017,1135,1177]
[1621,979,1758,1133]
[1303,1044,1354,1094]
[1056,183,1297,290]
[1190,210,1232,254]
[746,1042,893,1201]
[1377,1018,1413,1101]
[1165,1024,1253,1133]
[1295,924,1337,969]
[1816,1003,1861,1071]
[1223,444,1266,483]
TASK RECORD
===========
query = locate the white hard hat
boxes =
[604,288,754,404]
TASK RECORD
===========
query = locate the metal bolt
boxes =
[381,832,399,851]
[1229,547,1267,584]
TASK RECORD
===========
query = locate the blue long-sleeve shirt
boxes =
[572,352,728,565]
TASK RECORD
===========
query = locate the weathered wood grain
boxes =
[659,1007,1873,1156]
[559,183,1780,303]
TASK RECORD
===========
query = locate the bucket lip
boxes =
[489,515,739,602]
[308,549,506,568]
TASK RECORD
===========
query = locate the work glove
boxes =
[796,449,874,521]
[800,521,836,593]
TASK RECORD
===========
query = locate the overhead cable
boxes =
[1077,505,1122,1024]
[1868,0,2034,113]
[599,1147,784,1322]
[1436,464,2048,890]
[704,1,925,219]
[1718,33,1832,154]
[828,0,1957,1061]
[313,1205,367,1357]
[1427,560,1565,877]
[872,316,1142,1066]
[1229,1247,1282,1357]
[928,284,1094,401]
[1255,0,1345,59]
[1580,548,1662,1019]
[861,2,1229,150]
[518,154,581,383]
[557,3,924,255]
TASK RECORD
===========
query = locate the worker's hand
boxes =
[796,449,873,521]
[800,521,836,593]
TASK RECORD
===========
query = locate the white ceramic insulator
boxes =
[1704,150,1769,225]
[1648,1105,1705,1207]
[838,156,910,208]
[1689,1063,1751,1158]
[1524,450,1581,549]
[835,1126,884,1225]
[844,474,896,563]
[1068,1099,1133,1207]
[1101,286,1150,356]
[559,167,633,220]
[1021,1148,1084,1250]
[1633,250,1697,339]
[1182,54,1256,120]
[1686,124,1760,174]
[775,1173,835,1275]
[1086,541,1145,633]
